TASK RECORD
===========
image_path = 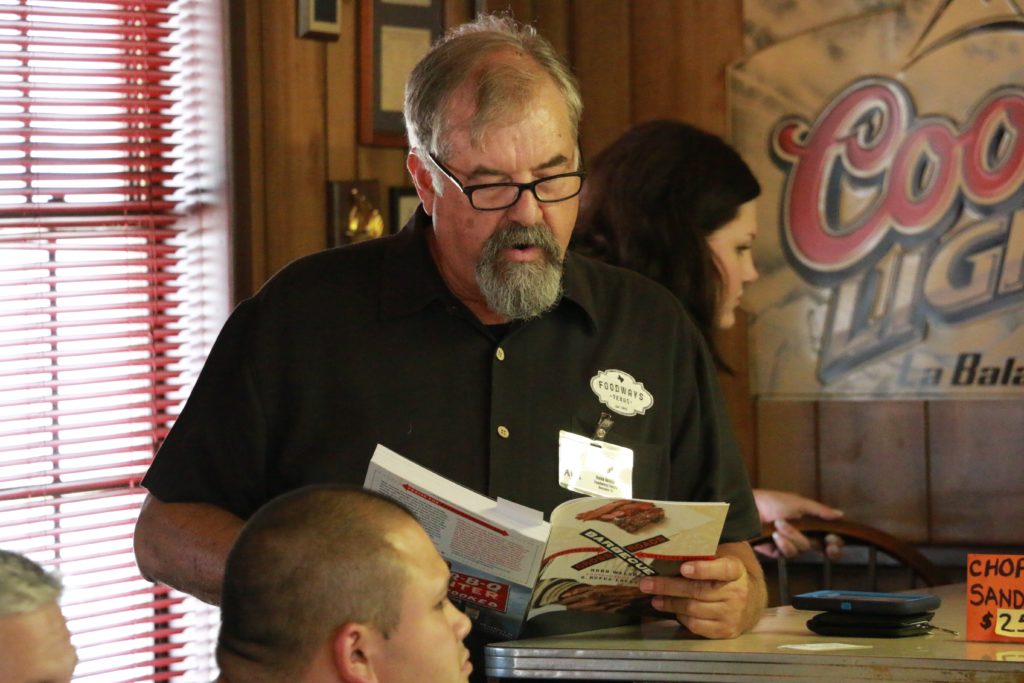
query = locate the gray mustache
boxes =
[485,223,560,258]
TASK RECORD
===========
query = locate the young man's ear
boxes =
[332,623,380,683]
[407,151,438,216]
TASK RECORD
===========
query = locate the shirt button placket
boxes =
[495,349,509,439]
[490,343,514,495]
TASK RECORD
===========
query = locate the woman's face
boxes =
[706,200,759,329]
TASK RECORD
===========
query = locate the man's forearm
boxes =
[133,494,244,605]
[720,540,768,632]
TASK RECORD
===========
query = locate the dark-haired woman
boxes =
[574,120,842,559]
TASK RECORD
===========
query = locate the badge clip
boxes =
[593,412,615,440]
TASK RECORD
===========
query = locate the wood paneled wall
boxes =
[233,0,1022,547]
[229,0,473,296]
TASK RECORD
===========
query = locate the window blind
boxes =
[0,1,225,680]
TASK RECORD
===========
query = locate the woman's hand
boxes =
[752,489,844,560]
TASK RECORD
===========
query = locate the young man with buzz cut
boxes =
[215,485,472,683]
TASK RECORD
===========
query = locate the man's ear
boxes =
[332,623,380,683]
[407,151,438,216]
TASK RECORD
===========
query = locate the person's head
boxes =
[404,13,584,322]
[574,120,761,367]
[0,550,77,683]
[216,485,472,683]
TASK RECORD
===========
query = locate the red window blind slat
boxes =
[0,216,179,229]
[2,112,175,124]
[0,52,175,66]
[2,2,172,16]
[76,658,189,683]
[60,583,170,609]
[0,139,175,150]
[77,642,187,669]
[0,19,175,38]
[2,500,141,529]
[0,518,140,547]
[0,272,178,291]
[0,69,177,86]
[0,0,223,679]
[0,440,174,473]
[0,369,182,394]
[1,200,180,215]
[0,485,136,512]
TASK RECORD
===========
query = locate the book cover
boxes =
[525,497,727,631]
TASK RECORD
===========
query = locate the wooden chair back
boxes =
[752,517,947,606]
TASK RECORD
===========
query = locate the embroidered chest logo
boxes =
[589,369,654,417]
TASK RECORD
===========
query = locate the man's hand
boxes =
[753,489,844,560]
[638,541,766,639]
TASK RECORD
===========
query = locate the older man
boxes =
[215,486,471,683]
[135,12,765,666]
[0,550,78,683]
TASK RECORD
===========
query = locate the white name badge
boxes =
[557,430,634,498]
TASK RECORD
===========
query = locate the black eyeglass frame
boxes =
[427,151,587,211]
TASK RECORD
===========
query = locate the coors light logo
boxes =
[770,77,1024,384]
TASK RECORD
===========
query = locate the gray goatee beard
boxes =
[475,222,564,321]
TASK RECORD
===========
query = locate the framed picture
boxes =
[389,186,420,232]
[327,180,385,247]
[359,0,444,146]
[297,0,342,40]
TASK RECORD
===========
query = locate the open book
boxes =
[364,444,728,640]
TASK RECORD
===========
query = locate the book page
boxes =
[364,444,550,640]
[527,498,727,623]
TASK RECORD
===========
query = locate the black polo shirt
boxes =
[143,208,759,542]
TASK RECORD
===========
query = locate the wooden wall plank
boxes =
[445,0,474,28]
[260,2,329,278]
[719,315,756,477]
[929,401,1024,545]
[570,0,631,160]
[756,401,818,497]
[478,0,568,53]
[228,0,265,301]
[482,0,533,21]
[818,402,929,541]
[531,0,570,58]
[628,0,743,136]
[325,0,359,182]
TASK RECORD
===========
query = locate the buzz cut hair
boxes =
[216,485,422,680]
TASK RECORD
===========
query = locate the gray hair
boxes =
[404,13,582,162]
[0,550,63,617]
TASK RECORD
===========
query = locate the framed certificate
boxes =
[359,0,444,146]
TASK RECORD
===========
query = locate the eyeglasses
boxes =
[428,152,586,211]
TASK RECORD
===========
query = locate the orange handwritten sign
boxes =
[967,554,1024,642]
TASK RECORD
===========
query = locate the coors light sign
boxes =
[730,0,1024,397]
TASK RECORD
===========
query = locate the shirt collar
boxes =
[379,205,598,333]
[560,251,599,333]
[378,206,451,319]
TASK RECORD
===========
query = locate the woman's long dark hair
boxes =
[573,120,761,370]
